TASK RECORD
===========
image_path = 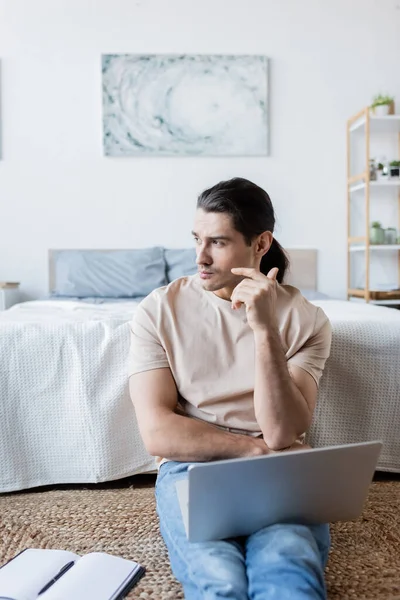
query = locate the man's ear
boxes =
[255,231,273,258]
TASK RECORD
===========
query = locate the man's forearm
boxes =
[253,328,310,450]
[146,412,267,462]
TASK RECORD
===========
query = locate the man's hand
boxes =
[244,437,312,458]
[245,436,271,457]
[230,267,279,332]
[267,440,312,454]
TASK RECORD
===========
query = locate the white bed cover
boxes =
[308,300,400,472]
[0,300,157,492]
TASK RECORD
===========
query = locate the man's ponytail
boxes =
[260,239,289,283]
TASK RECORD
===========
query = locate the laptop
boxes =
[175,440,382,542]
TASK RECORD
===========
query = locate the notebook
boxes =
[0,548,145,600]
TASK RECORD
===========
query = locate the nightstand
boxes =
[0,282,21,310]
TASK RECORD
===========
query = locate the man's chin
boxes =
[199,277,230,294]
[201,281,221,292]
[198,273,220,291]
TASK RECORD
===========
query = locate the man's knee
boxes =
[169,541,248,599]
[248,522,330,565]
[197,546,247,590]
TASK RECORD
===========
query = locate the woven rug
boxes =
[1,473,399,599]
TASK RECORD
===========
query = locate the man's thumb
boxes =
[267,267,279,280]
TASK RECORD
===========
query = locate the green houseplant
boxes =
[376,161,389,179]
[370,221,385,245]
[371,94,395,116]
[385,227,398,245]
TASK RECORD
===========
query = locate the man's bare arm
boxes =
[230,267,317,451]
[253,329,316,450]
[129,367,270,462]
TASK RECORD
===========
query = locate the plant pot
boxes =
[370,226,385,245]
[385,228,398,244]
[373,104,391,116]
[389,167,400,178]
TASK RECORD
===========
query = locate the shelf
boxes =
[349,114,400,134]
[370,299,400,305]
[349,180,400,193]
[349,297,400,305]
[347,109,400,307]
[349,245,400,252]
[348,288,400,303]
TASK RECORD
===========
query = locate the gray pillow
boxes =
[51,248,167,298]
[164,248,197,282]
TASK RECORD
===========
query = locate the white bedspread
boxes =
[2,299,142,321]
[0,299,399,492]
[306,300,400,473]
[0,300,157,493]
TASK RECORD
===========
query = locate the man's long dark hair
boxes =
[197,177,289,283]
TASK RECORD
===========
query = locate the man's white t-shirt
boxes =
[128,275,332,457]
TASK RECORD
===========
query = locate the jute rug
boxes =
[0,473,399,599]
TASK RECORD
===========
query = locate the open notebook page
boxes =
[0,549,79,600]
[40,552,142,600]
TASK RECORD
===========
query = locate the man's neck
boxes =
[212,287,234,302]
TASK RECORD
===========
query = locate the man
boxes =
[129,177,332,599]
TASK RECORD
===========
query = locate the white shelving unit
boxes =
[347,107,400,304]
[349,114,400,134]
[349,180,400,193]
[349,244,400,252]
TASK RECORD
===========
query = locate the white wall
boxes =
[0,0,400,300]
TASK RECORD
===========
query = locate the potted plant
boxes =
[376,161,389,179]
[369,159,377,180]
[370,93,395,116]
[389,160,400,178]
[385,227,398,245]
[370,221,385,245]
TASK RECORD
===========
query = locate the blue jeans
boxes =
[155,461,331,600]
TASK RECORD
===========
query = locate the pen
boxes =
[38,561,75,595]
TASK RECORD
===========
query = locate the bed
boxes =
[0,248,399,493]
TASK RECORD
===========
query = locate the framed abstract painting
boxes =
[102,54,269,157]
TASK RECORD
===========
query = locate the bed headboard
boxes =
[48,248,317,293]
[284,248,317,290]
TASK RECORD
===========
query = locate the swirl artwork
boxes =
[102,54,269,157]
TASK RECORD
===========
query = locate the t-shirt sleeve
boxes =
[287,307,332,386]
[128,302,170,377]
